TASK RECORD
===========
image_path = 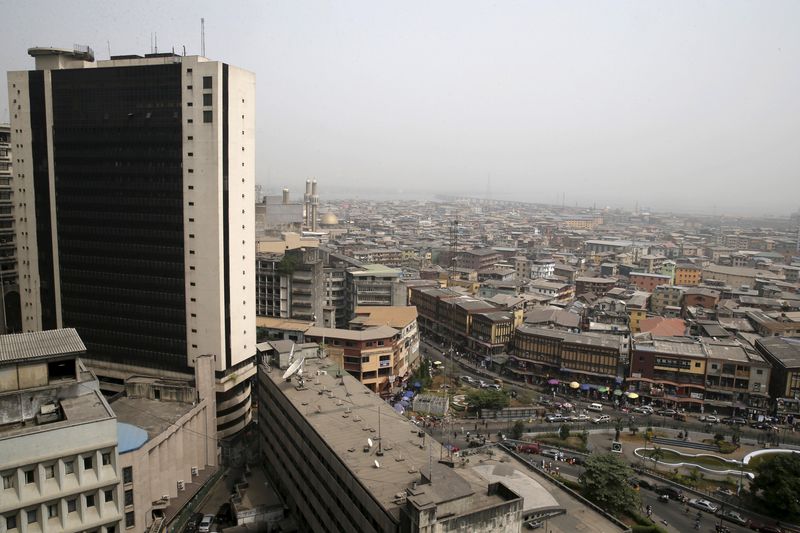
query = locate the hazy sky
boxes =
[3,1,799,215]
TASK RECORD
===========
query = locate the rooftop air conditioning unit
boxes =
[177,480,185,491]
[191,466,199,476]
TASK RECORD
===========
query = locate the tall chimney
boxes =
[282,188,290,205]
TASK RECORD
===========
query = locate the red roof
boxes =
[639,317,686,337]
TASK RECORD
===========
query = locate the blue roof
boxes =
[118,422,149,453]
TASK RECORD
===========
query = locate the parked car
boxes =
[460,375,474,384]
[198,515,215,533]
[216,503,233,525]
[750,422,777,431]
[545,414,566,423]
[592,414,611,424]
[627,477,640,491]
[688,498,719,513]
[658,409,677,417]
[487,384,502,391]
[700,415,719,423]
[673,413,687,421]
[636,478,655,491]
[570,414,591,422]
[632,406,654,415]
[184,512,204,533]
[518,443,541,454]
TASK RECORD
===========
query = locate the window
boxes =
[126,511,135,528]
[203,110,212,123]
[26,509,36,524]
[102,453,111,466]
[65,461,74,475]
[5,514,17,529]
[2,474,13,489]
[83,456,93,470]
[124,489,133,506]
[187,102,193,107]
[48,503,58,518]
[187,136,193,140]
[122,466,133,484]
[203,76,212,89]
[187,152,193,157]
[45,464,55,479]
[756,369,763,375]
[105,489,114,503]
[67,498,77,513]
[187,118,193,124]
[203,93,212,106]
[187,68,193,73]
[187,85,193,90]
[86,494,95,508]
[24,469,34,484]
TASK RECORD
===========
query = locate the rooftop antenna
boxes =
[201,18,206,57]
[376,404,383,456]
[154,33,158,54]
[107,41,111,58]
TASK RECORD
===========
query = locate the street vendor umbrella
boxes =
[598,386,609,393]
[569,381,580,389]
[626,392,639,399]
[547,379,559,385]
[613,389,623,396]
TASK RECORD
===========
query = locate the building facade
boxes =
[0,329,122,533]
[8,47,256,437]
[0,123,19,333]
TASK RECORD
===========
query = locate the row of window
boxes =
[3,487,117,531]
[2,452,112,490]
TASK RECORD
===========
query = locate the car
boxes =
[636,478,655,491]
[460,375,474,384]
[750,422,776,431]
[719,509,748,526]
[627,477,640,491]
[592,415,610,424]
[198,514,215,533]
[545,414,566,423]
[632,406,653,414]
[184,512,204,533]
[700,415,719,423]
[540,448,562,459]
[570,414,591,422]
[487,384,502,391]
[655,486,684,500]
[658,409,677,417]
[564,455,585,466]
[673,413,687,421]
[688,498,719,513]
[518,443,541,454]
[478,380,488,388]
[524,519,544,529]
[216,503,233,525]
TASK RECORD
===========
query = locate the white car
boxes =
[592,415,611,424]
[198,514,215,533]
[688,498,719,513]
[570,414,591,422]
[700,415,719,423]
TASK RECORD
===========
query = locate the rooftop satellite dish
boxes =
[282,357,305,380]
[367,438,374,448]
[374,460,381,469]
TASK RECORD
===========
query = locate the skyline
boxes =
[3,0,799,216]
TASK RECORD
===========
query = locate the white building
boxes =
[0,329,123,533]
[8,46,256,438]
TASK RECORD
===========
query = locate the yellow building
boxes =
[674,264,702,286]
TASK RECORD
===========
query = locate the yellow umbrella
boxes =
[569,381,580,389]
[626,392,639,399]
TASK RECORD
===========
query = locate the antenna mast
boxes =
[201,18,206,56]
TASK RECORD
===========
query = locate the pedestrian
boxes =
[555,466,559,476]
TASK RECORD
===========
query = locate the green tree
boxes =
[650,445,664,470]
[749,453,800,521]
[614,417,624,441]
[579,453,641,516]
[411,359,432,390]
[559,424,571,441]
[511,420,525,440]
[466,389,510,416]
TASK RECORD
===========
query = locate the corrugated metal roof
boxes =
[0,328,86,363]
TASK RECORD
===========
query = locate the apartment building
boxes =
[467,311,522,359]
[8,46,256,438]
[574,276,617,296]
[755,337,800,416]
[350,306,421,376]
[0,329,122,533]
[255,247,324,324]
[457,248,502,271]
[345,264,405,319]
[629,272,671,292]
[0,123,18,334]
[703,341,771,417]
[650,285,685,316]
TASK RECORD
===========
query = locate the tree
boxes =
[614,418,624,441]
[466,389,510,416]
[579,453,641,516]
[511,420,524,440]
[749,453,800,521]
[559,424,571,441]
[650,445,664,470]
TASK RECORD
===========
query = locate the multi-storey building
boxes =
[574,276,617,296]
[530,259,555,279]
[703,341,771,417]
[755,337,800,419]
[0,329,123,533]
[255,247,324,324]
[457,248,502,271]
[508,326,623,386]
[350,306,421,377]
[629,272,671,292]
[257,355,523,533]
[8,46,256,438]
[650,285,685,316]
[0,123,19,333]
[467,311,522,360]
[345,264,405,318]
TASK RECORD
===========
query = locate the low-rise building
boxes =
[650,285,685,315]
[574,276,617,297]
[629,272,672,292]
[755,337,800,419]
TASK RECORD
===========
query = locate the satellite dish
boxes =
[282,357,305,380]
[374,460,381,469]
[367,438,374,448]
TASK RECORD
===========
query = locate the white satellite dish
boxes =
[374,460,381,469]
[282,357,305,380]
[367,438,374,448]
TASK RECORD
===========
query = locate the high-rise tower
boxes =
[8,46,256,438]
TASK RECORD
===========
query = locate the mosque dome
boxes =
[321,212,339,225]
